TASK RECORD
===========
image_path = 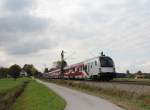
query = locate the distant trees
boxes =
[125,70,150,79]
[0,67,9,78]
[44,68,49,73]
[126,70,130,75]
[0,64,39,79]
[23,64,38,77]
[126,70,134,78]
[9,64,22,80]
[144,73,150,79]
[137,70,142,75]
[53,60,67,69]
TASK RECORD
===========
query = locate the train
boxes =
[44,53,116,81]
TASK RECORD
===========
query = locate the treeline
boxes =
[117,70,150,79]
[0,64,41,79]
[126,70,150,79]
[126,73,150,79]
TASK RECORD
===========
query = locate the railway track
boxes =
[110,80,150,86]
[62,79,150,86]
[47,78,150,95]
[60,79,150,95]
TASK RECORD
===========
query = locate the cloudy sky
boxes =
[0,0,150,73]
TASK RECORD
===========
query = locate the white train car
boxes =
[46,53,116,81]
[83,55,115,80]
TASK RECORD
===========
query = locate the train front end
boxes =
[99,56,116,81]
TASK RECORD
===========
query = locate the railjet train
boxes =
[45,53,116,81]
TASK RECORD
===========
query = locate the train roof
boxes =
[48,55,113,72]
[64,62,84,69]
[48,68,60,73]
[65,55,112,67]
[64,56,100,69]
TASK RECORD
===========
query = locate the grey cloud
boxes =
[0,14,48,33]
[0,0,52,55]
[6,38,54,55]
[2,0,33,12]
[0,31,58,55]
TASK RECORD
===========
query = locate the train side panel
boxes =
[44,55,116,81]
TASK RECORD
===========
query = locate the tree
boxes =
[0,67,9,78]
[53,60,67,78]
[9,64,21,79]
[126,70,130,74]
[53,60,67,69]
[126,70,135,78]
[137,70,142,75]
[44,68,49,73]
[23,64,38,76]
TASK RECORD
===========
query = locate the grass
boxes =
[0,78,29,110]
[45,79,150,110]
[0,78,24,94]
[11,80,66,110]
[0,78,66,110]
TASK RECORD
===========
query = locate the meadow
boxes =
[11,80,66,110]
[0,78,28,110]
[0,78,66,110]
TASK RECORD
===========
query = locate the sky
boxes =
[0,0,150,73]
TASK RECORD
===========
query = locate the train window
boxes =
[88,64,90,72]
[80,67,82,71]
[95,61,97,66]
[73,68,75,72]
[100,57,113,67]
[75,68,77,71]
[84,65,87,71]
[81,67,82,71]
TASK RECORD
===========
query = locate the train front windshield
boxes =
[100,57,114,67]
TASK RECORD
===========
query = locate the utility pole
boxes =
[100,51,105,56]
[61,50,64,78]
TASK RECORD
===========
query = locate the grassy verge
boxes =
[0,78,29,110]
[0,78,26,93]
[11,80,66,110]
[45,79,150,110]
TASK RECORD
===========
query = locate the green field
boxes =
[0,78,26,93]
[11,80,66,110]
[0,78,66,110]
[0,78,29,110]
